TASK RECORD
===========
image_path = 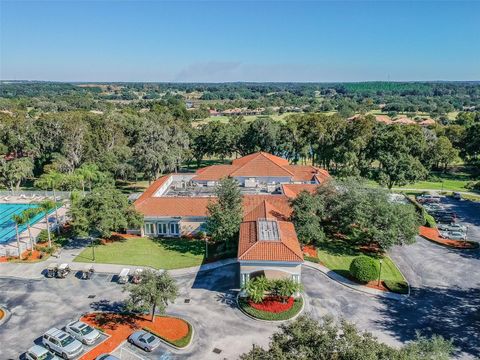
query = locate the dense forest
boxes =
[0,81,479,193]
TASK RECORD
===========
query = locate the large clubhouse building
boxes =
[133,152,330,285]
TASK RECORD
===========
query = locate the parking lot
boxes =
[1,197,479,360]
[419,194,480,242]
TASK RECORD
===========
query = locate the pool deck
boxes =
[0,196,67,258]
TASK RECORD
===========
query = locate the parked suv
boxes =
[65,320,100,345]
[42,327,84,359]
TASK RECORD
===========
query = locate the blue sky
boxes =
[1,1,479,82]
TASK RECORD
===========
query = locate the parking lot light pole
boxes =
[377,259,383,287]
[90,236,96,262]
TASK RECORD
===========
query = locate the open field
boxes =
[74,237,205,269]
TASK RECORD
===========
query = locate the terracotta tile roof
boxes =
[191,152,330,182]
[242,195,292,220]
[134,175,172,205]
[375,115,393,124]
[230,154,294,178]
[238,220,303,262]
[232,152,289,167]
[285,165,320,182]
[135,197,212,217]
[281,184,319,198]
[193,165,239,181]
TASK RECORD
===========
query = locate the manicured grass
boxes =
[74,237,205,269]
[238,297,303,321]
[315,240,407,292]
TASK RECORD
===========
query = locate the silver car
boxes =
[447,223,467,233]
[448,231,467,241]
[65,320,100,345]
[25,345,61,360]
[128,330,161,352]
[42,327,84,359]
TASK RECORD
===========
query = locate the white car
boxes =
[65,320,100,345]
[447,223,467,233]
[42,327,84,359]
[25,345,61,360]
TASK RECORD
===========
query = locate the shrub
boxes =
[36,229,50,244]
[424,212,437,228]
[384,280,409,294]
[349,256,379,283]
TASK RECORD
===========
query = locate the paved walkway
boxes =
[303,261,407,301]
[0,254,237,280]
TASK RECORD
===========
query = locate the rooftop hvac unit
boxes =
[245,178,257,188]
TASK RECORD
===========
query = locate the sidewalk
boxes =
[0,255,237,280]
[303,261,408,301]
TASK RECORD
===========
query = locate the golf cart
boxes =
[132,268,143,284]
[81,264,95,280]
[47,263,59,278]
[57,263,71,278]
[118,268,130,284]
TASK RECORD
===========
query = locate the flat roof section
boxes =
[257,219,280,241]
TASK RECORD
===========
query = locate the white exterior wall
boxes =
[143,216,207,238]
[239,260,302,287]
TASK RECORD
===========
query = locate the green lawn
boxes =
[74,237,205,269]
[315,240,406,288]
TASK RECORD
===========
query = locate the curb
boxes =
[143,317,195,351]
[303,261,408,301]
[419,234,479,251]
[235,293,305,323]
[0,305,11,326]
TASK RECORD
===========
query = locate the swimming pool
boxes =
[0,204,48,244]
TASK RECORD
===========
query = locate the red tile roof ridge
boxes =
[230,153,295,178]
[134,174,172,206]
[232,152,290,167]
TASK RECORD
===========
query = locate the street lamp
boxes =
[377,259,383,286]
[89,236,96,262]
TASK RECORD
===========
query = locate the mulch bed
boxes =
[303,245,318,258]
[365,280,389,292]
[249,297,294,313]
[419,226,479,249]
[80,312,190,359]
[0,249,44,262]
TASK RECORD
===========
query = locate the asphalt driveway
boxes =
[0,199,479,360]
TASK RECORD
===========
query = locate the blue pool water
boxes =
[0,203,48,244]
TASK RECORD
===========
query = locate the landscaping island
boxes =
[238,296,304,321]
[80,312,193,359]
[306,241,409,294]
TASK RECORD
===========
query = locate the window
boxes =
[144,223,155,234]
[169,223,179,235]
[157,223,167,235]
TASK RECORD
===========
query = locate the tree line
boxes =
[0,108,479,192]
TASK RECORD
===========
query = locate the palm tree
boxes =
[35,171,63,234]
[74,164,100,192]
[38,199,56,247]
[22,208,40,251]
[12,214,26,259]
